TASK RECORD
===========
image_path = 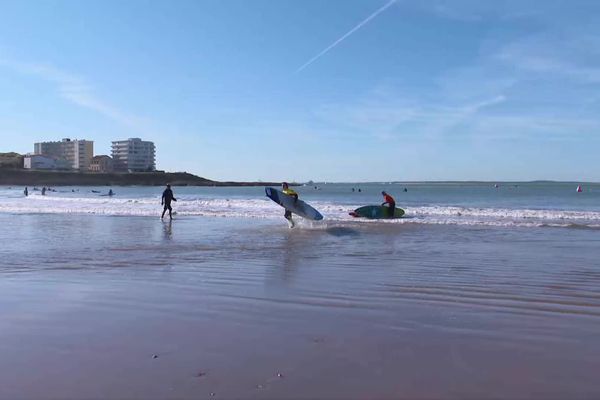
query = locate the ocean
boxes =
[1,182,599,399]
[1,181,599,228]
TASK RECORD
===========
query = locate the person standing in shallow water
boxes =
[24,187,28,197]
[161,184,177,220]
[282,182,298,228]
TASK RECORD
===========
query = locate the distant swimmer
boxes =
[161,184,177,220]
[41,187,46,196]
[404,188,408,192]
[381,191,396,217]
[24,187,28,197]
[282,182,298,228]
[358,188,361,193]
[108,189,114,196]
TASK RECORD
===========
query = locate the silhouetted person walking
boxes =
[161,184,177,220]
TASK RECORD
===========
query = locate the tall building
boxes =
[34,138,94,171]
[111,138,156,172]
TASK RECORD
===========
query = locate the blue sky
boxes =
[1,0,599,182]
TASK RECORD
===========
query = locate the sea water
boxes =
[1,182,599,228]
[1,182,599,398]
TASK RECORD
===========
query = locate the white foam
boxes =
[1,193,599,229]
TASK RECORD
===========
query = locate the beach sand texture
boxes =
[1,212,600,399]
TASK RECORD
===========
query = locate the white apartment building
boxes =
[111,138,156,172]
[34,138,94,171]
[24,154,72,170]
[24,154,57,170]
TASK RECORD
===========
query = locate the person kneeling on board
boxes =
[282,182,298,228]
[381,191,396,218]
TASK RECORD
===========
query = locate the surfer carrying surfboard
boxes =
[161,184,177,220]
[282,182,298,228]
[381,191,396,217]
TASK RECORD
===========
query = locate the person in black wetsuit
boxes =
[161,184,177,219]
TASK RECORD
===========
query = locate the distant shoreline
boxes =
[0,169,283,187]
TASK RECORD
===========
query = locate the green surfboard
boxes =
[350,205,405,219]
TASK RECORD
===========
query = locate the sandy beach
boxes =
[3,0,600,396]
[1,210,600,399]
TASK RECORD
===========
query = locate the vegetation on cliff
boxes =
[0,153,24,169]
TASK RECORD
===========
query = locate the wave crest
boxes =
[1,194,599,229]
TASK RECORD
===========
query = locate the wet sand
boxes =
[1,214,600,399]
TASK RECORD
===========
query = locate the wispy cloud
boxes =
[0,58,147,128]
[495,35,600,84]
[313,87,600,144]
[296,0,397,73]
[309,8,600,142]
[313,87,507,141]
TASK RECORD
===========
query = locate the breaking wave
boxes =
[1,192,599,229]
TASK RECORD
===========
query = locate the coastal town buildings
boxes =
[111,138,156,172]
[34,138,94,171]
[89,155,114,173]
[23,154,71,170]
[25,137,156,172]
[24,154,57,170]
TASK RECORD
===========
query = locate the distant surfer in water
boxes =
[381,191,396,217]
[161,184,177,220]
[282,182,298,228]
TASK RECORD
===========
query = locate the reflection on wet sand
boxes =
[0,215,599,399]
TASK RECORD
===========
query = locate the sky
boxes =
[1,0,599,182]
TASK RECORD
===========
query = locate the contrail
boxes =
[296,0,397,73]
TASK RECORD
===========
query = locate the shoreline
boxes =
[0,169,286,187]
[1,214,599,399]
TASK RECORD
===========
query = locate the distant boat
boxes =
[576,185,583,193]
